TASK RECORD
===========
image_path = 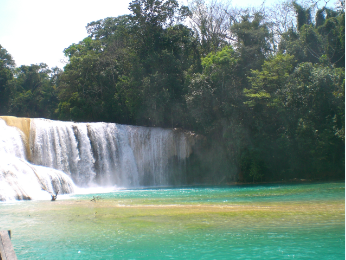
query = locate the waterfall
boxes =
[0,117,196,200]
[0,119,75,201]
[30,119,196,187]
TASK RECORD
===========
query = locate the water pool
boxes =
[1,182,344,259]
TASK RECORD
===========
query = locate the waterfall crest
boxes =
[0,117,197,200]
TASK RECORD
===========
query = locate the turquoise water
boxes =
[1,182,344,259]
[73,182,345,203]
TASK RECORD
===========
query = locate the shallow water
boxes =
[0,182,344,259]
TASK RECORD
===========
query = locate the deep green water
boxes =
[1,182,344,259]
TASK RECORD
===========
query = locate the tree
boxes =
[9,63,60,118]
[188,0,234,55]
[0,45,15,115]
[58,36,126,122]
[230,12,272,82]
[129,0,189,27]
[185,45,251,182]
[316,7,345,67]
[186,46,239,132]
[10,0,341,184]
[242,54,296,181]
[125,0,197,127]
[279,1,345,67]
[293,1,312,30]
[245,56,344,180]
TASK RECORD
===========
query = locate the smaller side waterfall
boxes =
[0,119,75,201]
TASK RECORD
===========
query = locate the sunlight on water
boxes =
[0,182,344,259]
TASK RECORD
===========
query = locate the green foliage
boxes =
[129,0,189,27]
[283,64,345,179]
[2,0,344,183]
[244,60,345,181]
[245,54,295,107]
[201,46,237,74]
[186,46,239,133]
[0,45,15,114]
[293,2,312,30]
[240,148,264,183]
[317,8,345,67]
[280,3,345,67]
[231,12,272,77]
[8,63,60,118]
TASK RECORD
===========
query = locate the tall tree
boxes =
[0,45,15,115]
[188,0,234,55]
[279,1,345,67]
[9,63,60,118]
[245,57,344,181]
[126,0,197,127]
[230,12,272,83]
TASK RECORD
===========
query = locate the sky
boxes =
[0,0,131,68]
[0,0,333,69]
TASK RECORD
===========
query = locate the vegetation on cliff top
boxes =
[0,0,344,183]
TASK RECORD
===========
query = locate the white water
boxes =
[0,119,75,201]
[0,118,196,200]
[31,119,195,187]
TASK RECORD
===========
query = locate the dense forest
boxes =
[0,0,344,184]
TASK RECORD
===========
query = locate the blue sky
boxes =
[0,0,335,69]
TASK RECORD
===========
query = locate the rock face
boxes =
[0,117,197,200]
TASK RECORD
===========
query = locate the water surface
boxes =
[1,182,344,259]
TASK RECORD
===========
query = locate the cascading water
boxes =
[30,119,196,187]
[0,117,196,200]
[0,119,75,201]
